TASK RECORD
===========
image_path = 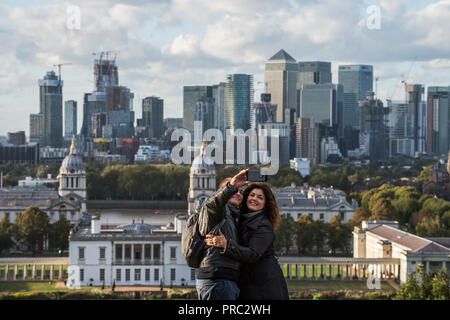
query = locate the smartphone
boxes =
[246,170,268,182]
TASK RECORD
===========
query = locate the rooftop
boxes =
[268,49,296,62]
[368,224,450,254]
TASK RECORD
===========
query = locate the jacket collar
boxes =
[241,210,264,230]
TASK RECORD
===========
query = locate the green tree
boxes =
[48,218,73,252]
[431,269,450,300]
[311,220,327,255]
[274,214,296,254]
[13,206,50,250]
[0,215,14,254]
[348,207,371,228]
[295,215,314,254]
[327,215,352,255]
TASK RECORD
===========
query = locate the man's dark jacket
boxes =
[196,184,240,281]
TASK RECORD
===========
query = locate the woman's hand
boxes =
[205,230,227,249]
[230,169,249,190]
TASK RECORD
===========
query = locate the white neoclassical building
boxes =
[353,220,450,283]
[274,184,358,223]
[0,137,87,225]
[67,213,193,288]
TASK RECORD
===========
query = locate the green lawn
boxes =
[286,279,394,292]
[0,281,70,293]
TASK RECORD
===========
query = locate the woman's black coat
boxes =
[223,211,289,300]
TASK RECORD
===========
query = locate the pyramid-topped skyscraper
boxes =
[264,49,298,124]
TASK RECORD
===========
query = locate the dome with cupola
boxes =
[59,136,85,174]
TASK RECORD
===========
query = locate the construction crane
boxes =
[387,56,418,101]
[53,63,72,81]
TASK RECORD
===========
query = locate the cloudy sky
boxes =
[1,0,450,137]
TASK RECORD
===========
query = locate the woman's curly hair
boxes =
[241,182,280,230]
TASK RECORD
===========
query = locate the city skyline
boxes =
[1,0,450,136]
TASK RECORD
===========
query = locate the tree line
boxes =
[0,206,72,255]
[274,214,352,256]
[348,184,450,236]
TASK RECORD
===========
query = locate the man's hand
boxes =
[205,230,227,249]
[230,169,249,190]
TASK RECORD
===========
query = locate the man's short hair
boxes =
[219,177,232,188]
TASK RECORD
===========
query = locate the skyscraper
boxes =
[195,97,215,134]
[405,84,426,154]
[296,117,320,165]
[30,113,44,144]
[183,86,213,132]
[142,96,164,139]
[359,92,389,160]
[64,100,77,138]
[427,86,450,156]
[297,61,332,88]
[387,100,410,156]
[264,49,298,124]
[226,74,254,132]
[212,82,226,134]
[298,83,343,131]
[338,65,373,130]
[38,71,63,147]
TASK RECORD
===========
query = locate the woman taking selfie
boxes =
[205,182,289,300]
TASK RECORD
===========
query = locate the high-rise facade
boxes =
[405,84,426,155]
[297,61,332,88]
[38,71,63,147]
[195,97,215,134]
[296,117,320,165]
[64,100,77,138]
[298,83,343,132]
[183,86,213,132]
[264,49,298,124]
[338,65,373,130]
[30,113,44,144]
[226,74,254,132]
[426,86,450,156]
[359,92,389,160]
[387,100,411,156]
[142,96,164,139]
[212,83,227,134]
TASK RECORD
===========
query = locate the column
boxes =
[41,264,45,280]
[14,265,18,280]
[59,264,63,279]
[356,264,360,280]
[23,264,26,280]
[122,244,125,263]
[442,261,446,270]
[320,264,324,279]
[32,264,36,280]
[4,265,8,280]
[425,261,430,273]
[345,265,349,280]
[303,264,307,279]
[332,264,336,279]
[131,244,135,264]
[288,264,292,280]
[142,244,145,263]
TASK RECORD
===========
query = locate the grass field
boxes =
[286,280,394,291]
[0,281,74,293]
